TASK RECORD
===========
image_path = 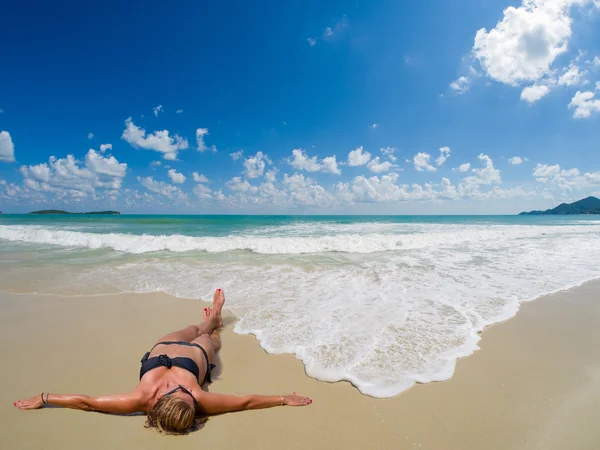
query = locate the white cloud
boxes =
[227,176,258,193]
[321,156,341,175]
[99,143,112,153]
[150,160,162,168]
[530,162,600,191]
[19,150,127,201]
[569,90,600,118]
[196,128,209,152]
[561,167,580,177]
[380,147,397,162]
[592,55,600,66]
[321,16,349,40]
[21,163,50,183]
[122,189,156,208]
[119,159,598,210]
[176,109,184,114]
[210,171,531,210]
[466,153,502,185]
[557,63,583,86]
[537,165,581,179]
[283,173,337,207]
[307,37,317,46]
[457,154,502,198]
[153,105,163,117]
[88,133,94,139]
[347,146,372,166]
[584,172,600,184]
[596,81,600,91]
[167,168,186,184]
[453,163,471,172]
[450,76,470,94]
[508,156,524,165]
[192,172,209,183]
[533,163,561,180]
[472,0,593,86]
[474,153,501,183]
[348,173,454,203]
[0,131,16,162]
[367,157,394,173]
[230,150,244,161]
[84,150,127,181]
[265,170,277,183]
[521,84,550,103]
[413,152,437,172]
[138,176,188,202]
[436,146,451,166]
[289,149,341,174]
[122,117,189,160]
[193,184,212,199]
[244,151,271,179]
[369,123,379,129]
[254,178,284,204]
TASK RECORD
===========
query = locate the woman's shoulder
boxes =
[133,380,160,411]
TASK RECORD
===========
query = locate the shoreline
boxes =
[2,281,600,449]
[238,274,600,398]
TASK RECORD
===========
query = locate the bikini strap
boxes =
[151,340,204,351]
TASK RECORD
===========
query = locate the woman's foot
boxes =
[213,288,225,317]
[202,307,221,330]
[203,289,225,330]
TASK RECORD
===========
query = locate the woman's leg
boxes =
[191,328,221,364]
[153,289,225,344]
[190,289,224,363]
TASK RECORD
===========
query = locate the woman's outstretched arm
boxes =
[195,391,312,415]
[14,392,145,414]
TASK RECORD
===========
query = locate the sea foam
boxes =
[0,223,596,254]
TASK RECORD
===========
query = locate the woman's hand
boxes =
[14,395,44,410]
[283,393,312,406]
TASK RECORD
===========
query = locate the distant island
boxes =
[29,210,120,215]
[519,196,600,215]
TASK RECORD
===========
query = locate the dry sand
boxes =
[1,281,600,449]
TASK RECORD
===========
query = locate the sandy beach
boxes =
[3,0,600,447]
[1,281,600,450]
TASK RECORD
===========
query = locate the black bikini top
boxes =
[139,341,215,384]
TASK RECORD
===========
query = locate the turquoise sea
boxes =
[1,214,600,397]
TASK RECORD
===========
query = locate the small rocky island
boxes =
[29,210,120,215]
[519,196,600,215]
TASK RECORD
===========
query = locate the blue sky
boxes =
[1,0,600,214]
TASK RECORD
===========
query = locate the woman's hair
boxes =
[145,395,196,435]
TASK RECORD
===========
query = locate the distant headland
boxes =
[519,196,600,215]
[29,210,120,215]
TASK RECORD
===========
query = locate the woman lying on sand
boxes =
[14,288,312,434]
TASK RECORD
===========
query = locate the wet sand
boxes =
[1,280,600,449]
